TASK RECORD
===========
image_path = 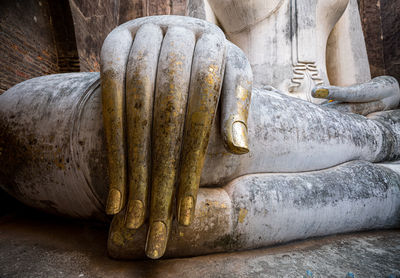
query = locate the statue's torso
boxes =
[208,0,349,102]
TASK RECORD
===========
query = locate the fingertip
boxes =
[125,200,145,229]
[232,121,249,153]
[312,88,329,99]
[145,221,168,259]
[178,196,194,226]
[106,188,122,215]
[225,121,249,155]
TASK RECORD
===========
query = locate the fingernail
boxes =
[106,189,121,214]
[232,121,249,154]
[179,196,194,226]
[125,200,145,229]
[313,88,329,98]
[145,221,167,259]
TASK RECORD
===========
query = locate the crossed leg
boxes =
[108,83,400,258]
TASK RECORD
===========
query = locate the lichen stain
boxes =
[238,208,248,223]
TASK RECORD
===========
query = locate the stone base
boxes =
[0,207,399,277]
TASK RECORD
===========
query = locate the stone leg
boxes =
[108,160,400,259]
[201,87,400,185]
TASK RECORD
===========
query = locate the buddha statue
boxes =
[0,0,399,260]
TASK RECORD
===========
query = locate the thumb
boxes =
[221,42,253,154]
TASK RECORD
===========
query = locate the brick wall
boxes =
[358,0,400,80]
[380,0,400,81]
[0,0,59,94]
[0,0,79,94]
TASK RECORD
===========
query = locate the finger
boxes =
[124,24,163,229]
[312,76,399,103]
[322,100,387,116]
[145,26,196,259]
[101,28,133,215]
[220,42,253,155]
[177,33,226,227]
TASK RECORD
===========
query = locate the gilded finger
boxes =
[101,29,133,215]
[312,76,399,103]
[177,33,226,226]
[125,24,164,229]
[221,42,253,155]
[145,26,196,259]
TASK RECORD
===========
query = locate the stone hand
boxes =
[100,16,252,259]
[312,76,400,115]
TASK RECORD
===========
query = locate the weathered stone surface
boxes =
[95,7,398,260]
[315,76,400,115]
[0,0,399,262]
[207,0,371,102]
[0,209,399,277]
[1,72,400,258]
[0,73,106,219]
